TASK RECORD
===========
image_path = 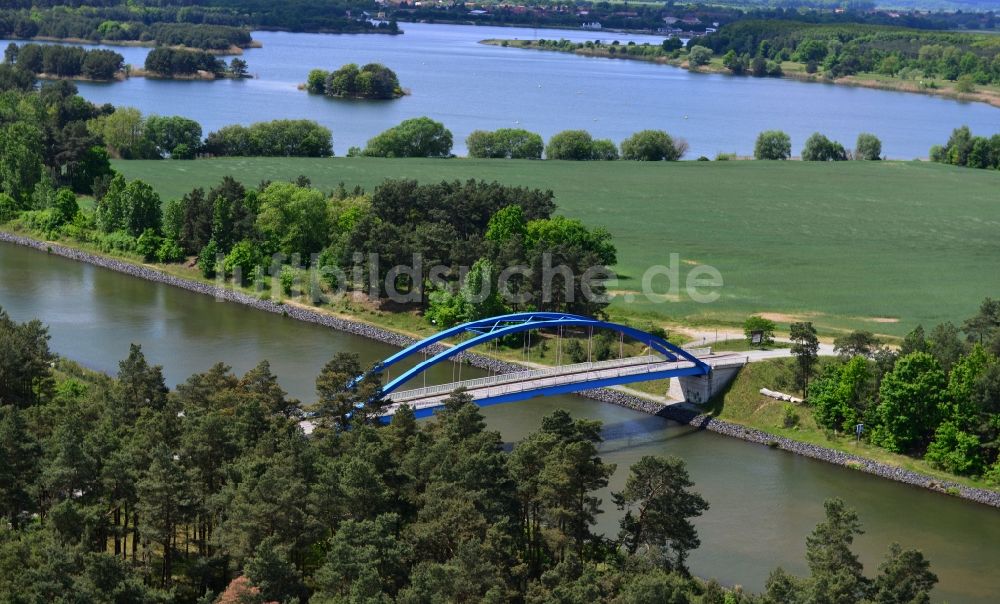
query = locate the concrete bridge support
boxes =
[676,363,744,404]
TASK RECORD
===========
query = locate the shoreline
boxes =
[1,230,997,509]
[481,40,1000,110]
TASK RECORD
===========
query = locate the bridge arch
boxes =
[366,312,709,400]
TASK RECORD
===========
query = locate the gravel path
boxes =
[3,232,997,509]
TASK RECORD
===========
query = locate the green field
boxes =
[113,158,1000,336]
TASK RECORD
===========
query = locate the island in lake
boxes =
[304,63,405,100]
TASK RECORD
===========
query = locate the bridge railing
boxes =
[389,354,677,402]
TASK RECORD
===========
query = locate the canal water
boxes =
[1,241,997,602]
[6,23,999,159]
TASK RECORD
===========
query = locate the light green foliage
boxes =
[51,188,79,225]
[204,120,333,157]
[871,353,947,453]
[197,238,219,278]
[924,421,983,475]
[526,215,616,266]
[854,133,882,160]
[0,192,19,223]
[590,138,619,161]
[144,115,202,158]
[155,237,184,263]
[754,130,792,160]
[743,315,776,347]
[255,181,330,258]
[545,129,597,160]
[810,356,872,432]
[0,120,44,202]
[802,133,848,161]
[620,129,686,161]
[88,106,155,159]
[687,45,713,66]
[279,265,297,295]
[426,259,507,328]
[362,117,453,158]
[135,228,162,261]
[306,68,329,94]
[466,128,544,159]
[224,240,261,283]
[485,204,527,243]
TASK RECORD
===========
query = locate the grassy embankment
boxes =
[707,357,998,492]
[115,158,1000,338]
[480,39,1000,109]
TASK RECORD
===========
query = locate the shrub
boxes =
[280,265,297,296]
[18,209,62,235]
[224,239,262,284]
[306,68,329,94]
[0,192,21,223]
[197,239,220,278]
[687,45,712,67]
[362,117,453,158]
[620,130,685,161]
[924,421,983,475]
[546,130,596,160]
[135,228,162,261]
[782,404,800,428]
[590,139,619,161]
[96,230,136,254]
[156,238,185,263]
[801,133,847,161]
[466,128,544,159]
[754,130,791,160]
[171,143,195,160]
[546,130,619,160]
[854,133,882,160]
[743,315,776,347]
[955,75,975,93]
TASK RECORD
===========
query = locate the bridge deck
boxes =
[382,353,746,416]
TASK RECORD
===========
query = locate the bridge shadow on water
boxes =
[500,414,705,454]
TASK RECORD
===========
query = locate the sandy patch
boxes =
[865,317,900,323]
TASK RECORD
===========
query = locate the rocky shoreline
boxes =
[3,231,998,509]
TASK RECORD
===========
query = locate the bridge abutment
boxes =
[676,364,744,404]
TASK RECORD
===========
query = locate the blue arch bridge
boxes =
[355,312,747,421]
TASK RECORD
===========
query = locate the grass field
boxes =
[114,158,1000,336]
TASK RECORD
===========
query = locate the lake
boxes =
[7,23,998,158]
[1,240,998,602]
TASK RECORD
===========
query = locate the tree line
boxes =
[0,309,941,602]
[4,42,124,80]
[143,48,239,78]
[0,9,254,50]
[0,1,393,45]
[752,130,882,160]
[930,126,1000,170]
[306,63,403,100]
[702,20,1000,86]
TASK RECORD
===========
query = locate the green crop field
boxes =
[113,158,1000,336]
